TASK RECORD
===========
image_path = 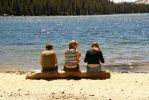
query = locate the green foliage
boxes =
[0,0,149,15]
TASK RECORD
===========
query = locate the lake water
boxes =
[0,14,149,72]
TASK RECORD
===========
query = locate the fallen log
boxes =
[26,70,111,80]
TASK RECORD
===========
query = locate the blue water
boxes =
[0,14,149,72]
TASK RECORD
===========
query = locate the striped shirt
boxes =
[65,49,78,66]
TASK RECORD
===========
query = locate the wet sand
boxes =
[0,72,149,100]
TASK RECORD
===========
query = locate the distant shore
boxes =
[0,72,149,100]
[1,0,149,16]
[1,12,149,17]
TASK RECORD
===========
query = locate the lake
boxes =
[0,13,149,72]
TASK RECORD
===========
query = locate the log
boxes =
[26,70,111,80]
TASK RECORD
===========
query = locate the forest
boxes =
[0,0,149,16]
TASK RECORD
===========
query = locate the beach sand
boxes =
[0,72,149,100]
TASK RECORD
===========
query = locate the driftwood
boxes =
[26,70,111,80]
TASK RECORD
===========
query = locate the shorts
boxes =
[87,66,101,73]
[42,66,58,72]
[64,65,80,72]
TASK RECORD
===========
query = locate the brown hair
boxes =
[46,43,53,50]
[69,40,78,49]
[91,42,100,51]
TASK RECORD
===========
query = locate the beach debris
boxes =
[16,71,26,75]
[9,94,13,97]
[25,93,30,95]
[18,89,22,91]
[89,94,94,96]
[61,91,65,94]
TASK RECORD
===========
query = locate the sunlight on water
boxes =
[0,14,149,72]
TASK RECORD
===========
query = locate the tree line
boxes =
[0,0,149,16]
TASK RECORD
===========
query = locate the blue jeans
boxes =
[87,66,101,73]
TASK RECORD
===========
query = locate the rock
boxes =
[18,89,22,91]
[25,93,30,95]
[9,95,12,97]
[62,91,65,94]
[89,94,94,96]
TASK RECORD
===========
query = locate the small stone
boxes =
[18,89,21,91]
[25,93,30,95]
[9,95,12,97]
[62,91,65,94]
[89,94,94,96]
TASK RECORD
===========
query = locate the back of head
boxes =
[91,42,100,51]
[46,43,53,50]
[69,40,78,49]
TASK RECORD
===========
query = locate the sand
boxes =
[0,72,149,100]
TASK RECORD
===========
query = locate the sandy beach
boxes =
[0,72,148,100]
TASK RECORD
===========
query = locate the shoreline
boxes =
[0,72,149,100]
[0,69,149,74]
[0,64,149,74]
[0,13,149,17]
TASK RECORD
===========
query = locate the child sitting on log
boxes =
[64,40,81,72]
[84,42,105,73]
[40,43,58,72]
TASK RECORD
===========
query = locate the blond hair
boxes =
[69,40,78,49]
